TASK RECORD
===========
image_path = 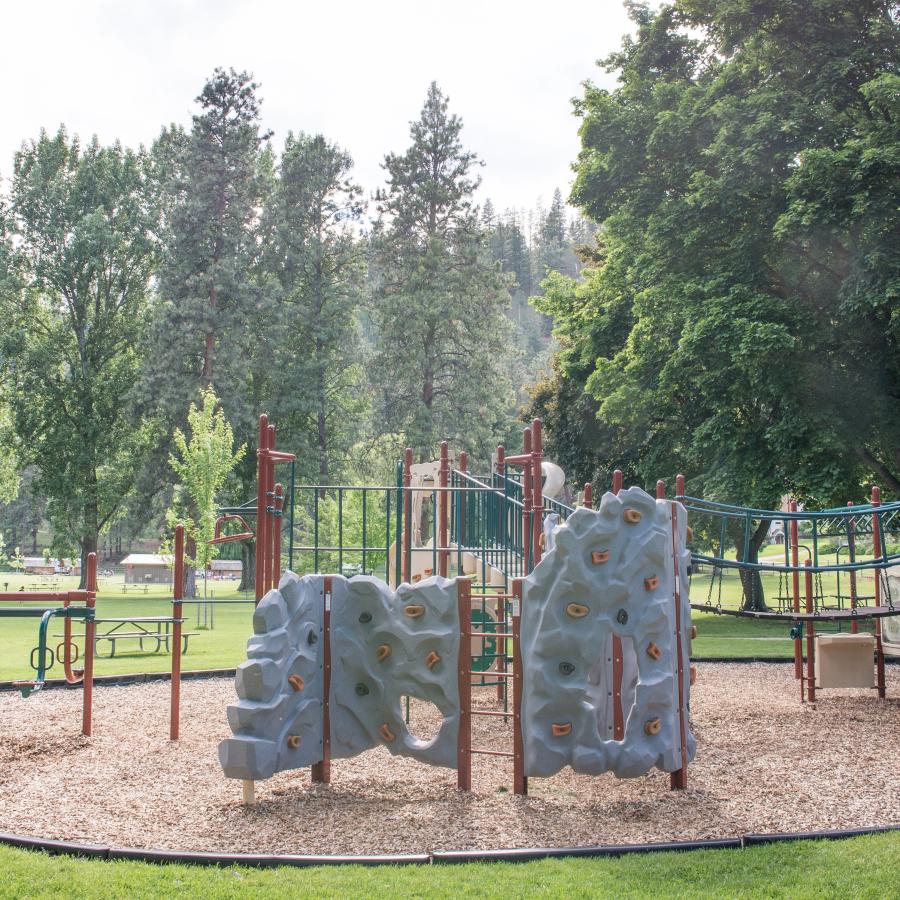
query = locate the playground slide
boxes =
[884,568,900,656]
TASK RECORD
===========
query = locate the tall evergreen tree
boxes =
[265,133,367,483]
[371,82,513,458]
[1,129,158,582]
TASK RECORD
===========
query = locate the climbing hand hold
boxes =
[591,550,610,565]
[686,526,694,542]
[307,629,318,645]
[623,509,642,524]
[644,576,660,591]
[644,718,662,736]
[559,661,575,676]
[359,611,373,624]
[551,723,572,737]
[690,625,698,640]
[379,723,396,742]
[404,604,425,618]
[287,734,302,749]
[616,608,628,625]
[425,650,442,670]
[646,642,662,660]
[355,682,369,697]
[377,644,392,662]
[412,573,422,583]
[288,674,305,692]
[690,665,698,686]
[566,602,589,618]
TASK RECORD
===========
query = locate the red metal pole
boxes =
[312,576,332,783]
[611,470,625,741]
[872,486,886,699]
[583,483,593,509]
[847,502,858,633]
[402,448,413,584]
[790,500,802,679]
[170,524,185,741]
[531,419,543,567]
[512,579,527,796]
[656,480,666,500]
[521,428,533,575]
[255,415,269,604]
[675,474,685,499]
[439,441,449,578]
[805,560,815,703]
[670,500,688,789]
[82,552,97,736]
[457,577,472,791]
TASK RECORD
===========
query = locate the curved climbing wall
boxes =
[219,573,460,781]
[520,487,695,779]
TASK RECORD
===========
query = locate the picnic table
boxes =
[120,582,150,594]
[55,617,199,659]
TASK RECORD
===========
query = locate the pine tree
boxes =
[264,132,367,483]
[370,83,513,459]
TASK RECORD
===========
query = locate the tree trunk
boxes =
[240,540,255,593]
[79,490,100,589]
[737,519,770,611]
[31,527,38,555]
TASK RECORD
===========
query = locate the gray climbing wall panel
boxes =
[219,573,325,780]
[520,487,695,779]
[220,573,460,780]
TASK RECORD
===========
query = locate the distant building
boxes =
[121,553,173,584]
[210,559,242,579]
[23,557,55,575]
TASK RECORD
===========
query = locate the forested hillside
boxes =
[0,74,589,571]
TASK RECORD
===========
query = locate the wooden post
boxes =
[439,441,449,578]
[512,579,527,796]
[457,578,472,791]
[872,487,886,699]
[312,576,332,783]
[170,524,185,741]
[82,552,97,737]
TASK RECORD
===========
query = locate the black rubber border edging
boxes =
[0,668,236,693]
[1,826,898,868]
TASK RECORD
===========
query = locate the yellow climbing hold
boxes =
[644,718,662,736]
[404,604,425,618]
[623,509,642,524]
[287,734,302,749]
[565,602,589,618]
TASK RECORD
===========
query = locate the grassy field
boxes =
[0,832,897,898]
[0,554,887,682]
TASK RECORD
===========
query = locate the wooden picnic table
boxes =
[55,616,198,659]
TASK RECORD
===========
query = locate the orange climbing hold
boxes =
[623,509,642,524]
[565,602,589,618]
[551,723,572,737]
[377,644,392,662]
[591,550,610,565]
[690,625,698,639]
[690,665,698,685]
[646,642,662,660]
[425,650,441,670]
[404,604,425,618]
[287,734,302,749]
[644,718,662,736]
[379,723,396,742]
[644,576,660,591]
[288,674,305,692]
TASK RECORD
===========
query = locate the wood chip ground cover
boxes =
[0,663,897,855]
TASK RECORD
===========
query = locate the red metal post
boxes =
[512,579,527,796]
[656,480,666,500]
[401,448,413,584]
[170,524,185,741]
[583,483,593,509]
[82,552,97,736]
[255,415,269,604]
[531,418,543,567]
[439,441,449,578]
[790,500,802,679]
[457,577,472,791]
[805,561,815,703]
[675,474,685,499]
[670,503,688,790]
[872,486,886,699]
[312,576,332,783]
[611,469,625,741]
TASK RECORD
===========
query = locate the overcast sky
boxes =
[1,0,635,212]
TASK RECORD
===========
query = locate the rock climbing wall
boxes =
[219,572,325,780]
[220,573,460,781]
[329,575,459,766]
[520,487,695,779]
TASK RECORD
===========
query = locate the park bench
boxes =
[55,616,198,659]
[120,582,150,594]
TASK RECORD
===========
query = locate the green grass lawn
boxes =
[0,832,897,899]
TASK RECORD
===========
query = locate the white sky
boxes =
[1,0,634,212]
